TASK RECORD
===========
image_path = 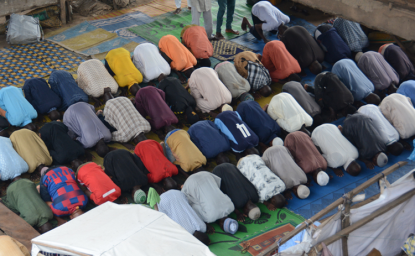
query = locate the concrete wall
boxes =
[1,0,58,17]
[292,0,415,41]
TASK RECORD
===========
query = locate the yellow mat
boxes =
[57,28,117,53]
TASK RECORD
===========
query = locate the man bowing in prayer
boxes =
[213,163,261,221]
[285,131,330,186]
[241,2,289,43]
[0,135,28,181]
[105,47,143,96]
[379,44,415,83]
[332,59,380,105]
[314,24,351,64]
[39,121,85,166]
[23,78,61,121]
[311,124,361,177]
[181,25,213,67]
[187,67,232,114]
[0,86,37,131]
[260,41,301,83]
[215,61,252,102]
[263,143,310,199]
[333,18,368,53]
[279,25,325,75]
[63,102,112,157]
[237,154,286,211]
[132,85,178,140]
[340,113,388,169]
[265,93,313,136]
[379,93,415,140]
[188,120,231,164]
[355,51,399,95]
[182,171,239,234]
[132,43,171,83]
[397,80,415,106]
[159,35,197,83]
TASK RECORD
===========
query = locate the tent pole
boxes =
[341,194,350,256]
[257,161,407,256]
[311,187,415,253]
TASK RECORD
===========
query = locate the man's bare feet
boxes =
[332,168,344,177]
[56,217,67,226]
[206,224,215,234]
[283,190,293,200]
[173,8,181,14]
[363,159,375,170]
[264,201,276,211]
[235,211,246,222]
[241,17,250,31]
[216,32,225,40]
[225,29,239,35]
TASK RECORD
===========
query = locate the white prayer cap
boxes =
[221,104,233,112]
[317,171,330,186]
[272,137,284,146]
[376,152,388,167]
[297,185,310,199]
[355,52,364,63]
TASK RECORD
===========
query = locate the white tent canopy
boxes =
[31,202,215,256]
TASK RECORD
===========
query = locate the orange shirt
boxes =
[182,26,213,59]
[159,35,197,71]
[262,41,301,81]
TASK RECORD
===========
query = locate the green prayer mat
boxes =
[207,205,305,256]
[128,0,252,44]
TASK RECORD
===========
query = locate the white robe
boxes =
[267,92,313,133]
[237,155,286,202]
[358,104,399,145]
[133,43,171,82]
[311,124,359,170]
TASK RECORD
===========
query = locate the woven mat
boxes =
[212,40,253,61]
[0,41,83,88]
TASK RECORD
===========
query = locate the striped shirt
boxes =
[157,190,206,234]
[333,18,369,52]
[104,97,151,143]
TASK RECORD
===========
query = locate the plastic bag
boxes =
[6,14,42,45]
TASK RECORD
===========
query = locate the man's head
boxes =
[157,74,167,83]
[270,194,286,208]
[164,125,176,134]
[221,104,233,112]
[244,147,259,156]
[48,110,61,121]
[387,142,404,156]
[387,84,398,94]
[373,152,388,167]
[244,200,261,220]
[193,231,210,246]
[69,207,84,220]
[344,105,357,115]
[133,133,148,145]
[346,161,361,176]
[38,222,53,234]
[278,24,288,36]
[0,129,9,138]
[103,87,114,104]
[129,84,141,97]
[71,159,84,172]
[364,93,381,105]
[316,170,329,186]
[288,73,302,82]
[309,60,322,75]
[216,152,230,165]
[355,52,364,63]
[198,58,211,68]
[258,85,272,97]
[163,177,178,191]
[24,123,37,132]
[183,68,195,78]
[271,137,284,146]
[95,139,110,158]
[239,92,254,102]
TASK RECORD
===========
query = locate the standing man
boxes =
[216,0,239,39]
[241,1,290,43]
[190,0,213,39]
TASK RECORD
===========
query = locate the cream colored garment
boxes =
[0,235,30,256]
[379,93,415,139]
[10,129,52,173]
[267,92,313,133]
[77,59,118,97]
[188,67,232,113]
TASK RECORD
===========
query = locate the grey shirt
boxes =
[282,81,321,117]
[262,145,307,189]
[215,61,250,99]
[182,171,234,223]
[63,102,112,148]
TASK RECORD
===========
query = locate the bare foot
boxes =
[264,201,276,211]
[241,17,249,31]
[363,159,375,170]
[236,212,246,222]
[56,217,67,226]
[225,29,239,35]
[333,168,344,177]
[215,32,225,40]
[283,190,293,200]
[173,8,181,14]
[206,224,215,234]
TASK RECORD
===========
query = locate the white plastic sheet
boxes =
[32,202,214,256]
[7,14,42,45]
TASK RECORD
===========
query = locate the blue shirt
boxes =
[49,70,88,111]
[188,120,231,159]
[397,80,415,107]
[214,111,259,153]
[237,101,281,145]
[318,28,351,64]
[0,87,37,127]
[332,59,374,101]
[0,137,28,181]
